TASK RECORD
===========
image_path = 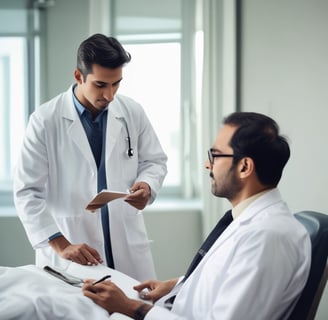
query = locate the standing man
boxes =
[82,112,311,320]
[13,33,167,281]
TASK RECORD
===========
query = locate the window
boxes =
[0,38,27,188]
[119,42,181,188]
[0,2,40,206]
[111,0,197,198]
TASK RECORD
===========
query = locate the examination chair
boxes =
[288,211,328,320]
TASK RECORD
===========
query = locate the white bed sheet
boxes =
[0,263,141,320]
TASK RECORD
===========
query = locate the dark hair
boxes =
[77,33,131,80]
[223,112,290,187]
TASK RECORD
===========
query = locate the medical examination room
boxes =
[0,0,327,319]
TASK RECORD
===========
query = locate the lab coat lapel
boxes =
[202,189,283,263]
[208,214,241,252]
[105,100,125,161]
[61,87,96,169]
[69,117,95,168]
[59,89,127,170]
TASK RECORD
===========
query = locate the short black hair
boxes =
[223,112,290,187]
[77,33,131,80]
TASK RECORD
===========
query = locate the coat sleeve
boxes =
[13,110,59,248]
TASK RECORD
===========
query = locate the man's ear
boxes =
[74,68,83,84]
[238,157,254,178]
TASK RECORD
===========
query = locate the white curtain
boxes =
[199,0,237,236]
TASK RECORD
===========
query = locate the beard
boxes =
[211,165,242,201]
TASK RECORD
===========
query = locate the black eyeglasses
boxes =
[208,149,235,165]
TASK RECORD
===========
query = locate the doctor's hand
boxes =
[125,182,151,210]
[82,279,152,317]
[133,278,179,303]
[49,236,103,265]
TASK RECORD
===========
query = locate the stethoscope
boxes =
[117,117,134,158]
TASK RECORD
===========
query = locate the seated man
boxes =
[82,112,311,320]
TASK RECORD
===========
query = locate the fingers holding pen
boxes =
[82,280,131,314]
[82,281,111,310]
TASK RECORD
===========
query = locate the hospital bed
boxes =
[0,262,142,319]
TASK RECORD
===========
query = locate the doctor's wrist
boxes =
[48,234,70,253]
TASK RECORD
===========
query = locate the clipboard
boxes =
[85,190,128,212]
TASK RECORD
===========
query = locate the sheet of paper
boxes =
[66,263,144,320]
[66,262,140,299]
[86,190,128,211]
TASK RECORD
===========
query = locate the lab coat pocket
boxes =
[124,211,151,248]
[55,213,103,247]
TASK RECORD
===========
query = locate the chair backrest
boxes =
[288,210,328,320]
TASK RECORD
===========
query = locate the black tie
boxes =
[164,210,233,309]
[85,111,114,268]
[97,114,114,268]
[183,209,233,280]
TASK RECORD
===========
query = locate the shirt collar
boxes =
[232,189,271,220]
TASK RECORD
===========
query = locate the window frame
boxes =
[110,0,198,199]
[0,5,41,207]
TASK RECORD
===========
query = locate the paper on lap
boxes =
[66,262,141,300]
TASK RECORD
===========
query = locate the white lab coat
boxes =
[13,85,167,282]
[146,189,311,320]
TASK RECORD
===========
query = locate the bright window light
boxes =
[0,38,27,189]
[119,42,181,188]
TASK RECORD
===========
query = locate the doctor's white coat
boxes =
[13,86,167,281]
[146,189,311,320]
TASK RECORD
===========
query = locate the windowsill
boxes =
[145,198,202,212]
[0,206,17,217]
[0,198,202,217]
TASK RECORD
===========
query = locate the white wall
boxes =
[240,1,328,319]
[0,213,34,267]
[144,203,202,279]
[241,0,328,214]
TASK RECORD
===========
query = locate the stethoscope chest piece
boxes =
[127,141,134,158]
[118,117,134,158]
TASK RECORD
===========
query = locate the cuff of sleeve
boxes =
[48,232,63,241]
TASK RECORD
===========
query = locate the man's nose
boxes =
[205,158,212,170]
[103,87,114,102]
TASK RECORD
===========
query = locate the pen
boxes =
[92,274,111,285]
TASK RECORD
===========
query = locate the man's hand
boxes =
[133,278,179,303]
[82,280,152,317]
[48,236,103,265]
[125,181,151,210]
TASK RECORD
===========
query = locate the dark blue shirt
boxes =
[72,85,108,167]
